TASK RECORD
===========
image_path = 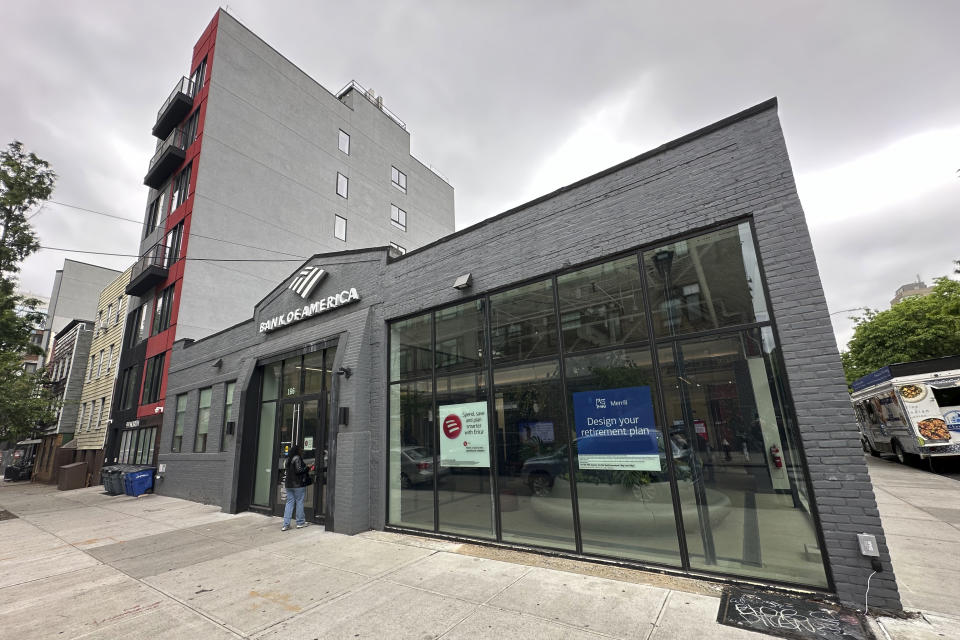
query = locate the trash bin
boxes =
[123,467,155,497]
[101,466,125,495]
[58,461,88,491]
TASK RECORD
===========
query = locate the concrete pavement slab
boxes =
[74,604,241,639]
[488,566,670,638]
[254,580,473,640]
[358,528,465,552]
[868,612,960,640]
[87,528,212,563]
[878,515,960,541]
[385,551,530,603]
[144,547,370,635]
[441,605,612,640]
[259,529,437,576]
[649,591,782,639]
[0,563,173,639]
[101,536,248,579]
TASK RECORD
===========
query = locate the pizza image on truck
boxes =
[850,355,960,465]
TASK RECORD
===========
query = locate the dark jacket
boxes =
[284,454,308,489]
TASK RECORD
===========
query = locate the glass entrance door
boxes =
[254,346,336,521]
[274,399,322,520]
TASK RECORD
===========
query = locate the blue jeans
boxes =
[283,486,306,526]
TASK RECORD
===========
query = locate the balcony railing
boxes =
[152,76,195,139]
[126,242,169,296]
[143,127,187,189]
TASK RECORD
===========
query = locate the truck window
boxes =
[864,400,880,425]
[932,386,960,408]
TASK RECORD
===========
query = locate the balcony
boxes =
[152,76,194,139]
[126,242,169,296]
[143,127,187,189]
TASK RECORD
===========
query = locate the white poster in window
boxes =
[439,401,490,468]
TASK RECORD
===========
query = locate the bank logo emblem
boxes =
[289,266,326,299]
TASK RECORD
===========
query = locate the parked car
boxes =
[521,431,692,496]
[397,446,449,489]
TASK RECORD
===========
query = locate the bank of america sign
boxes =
[259,266,360,333]
[289,266,326,298]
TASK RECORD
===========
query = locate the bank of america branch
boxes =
[158,99,901,611]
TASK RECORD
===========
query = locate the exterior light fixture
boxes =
[337,366,352,378]
[453,273,472,290]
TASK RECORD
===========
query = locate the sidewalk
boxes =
[0,465,955,640]
[864,456,960,639]
[0,481,771,640]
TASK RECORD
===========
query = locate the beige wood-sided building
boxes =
[74,267,132,483]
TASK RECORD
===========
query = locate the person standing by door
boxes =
[282,444,310,531]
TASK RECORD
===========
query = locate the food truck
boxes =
[850,356,960,464]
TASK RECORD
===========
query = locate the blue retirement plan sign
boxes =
[573,387,660,471]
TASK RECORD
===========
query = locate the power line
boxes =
[38,246,304,263]
[48,200,143,224]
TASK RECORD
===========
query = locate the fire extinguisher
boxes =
[769,445,783,468]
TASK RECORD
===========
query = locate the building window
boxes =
[145,187,167,236]
[152,285,175,335]
[171,163,192,211]
[220,381,236,452]
[118,365,140,411]
[106,304,113,326]
[183,110,200,147]
[88,354,97,381]
[97,310,104,330]
[384,221,829,588]
[390,205,406,231]
[96,349,106,378]
[334,215,347,241]
[191,56,207,94]
[165,222,184,267]
[106,345,114,376]
[141,353,165,405]
[391,166,407,193]
[96,398,105,430]
[172,394,187,452]
[77,403,85,432]
[115,297,123,324]
[338,129,350,154]
[87,399,97,432]
[336,172,349,199]
[194,387,212,453]
[390,242,406,256]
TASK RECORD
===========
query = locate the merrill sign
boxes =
[259,288,360,333]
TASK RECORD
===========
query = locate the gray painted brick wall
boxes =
[161,100,901,611]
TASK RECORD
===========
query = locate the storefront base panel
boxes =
[384,524,836,601]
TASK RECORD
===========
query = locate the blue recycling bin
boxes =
[123,468,155,496]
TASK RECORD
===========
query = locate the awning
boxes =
[16,439,41,445]
[60,439,78,449]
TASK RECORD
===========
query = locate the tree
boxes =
[0,141,58,441]
[842,277,960,386]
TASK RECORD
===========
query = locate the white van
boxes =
[850,356,960,465]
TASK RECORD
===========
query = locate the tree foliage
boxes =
[0,141,58,441]
[842,277,960,386]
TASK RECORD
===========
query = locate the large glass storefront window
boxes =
[386,221,827,588]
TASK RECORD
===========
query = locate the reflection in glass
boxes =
[435,299,485,372]
[437,371,493,537]
[303,350,325,395]
[565,349,682,566]
[644,222,769,337]
[556,256,646,353]
[390,314,432,381]
[493,360,575,550]
[282,356,301,397]
[262,362,280,401]
[253,401,276,505]
[388,379,435,529]
[658,330,827,587]
[490,279,559,364]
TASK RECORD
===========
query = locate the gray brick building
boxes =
[159,98,902,612]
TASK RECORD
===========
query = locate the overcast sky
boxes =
[2,1,957,350]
